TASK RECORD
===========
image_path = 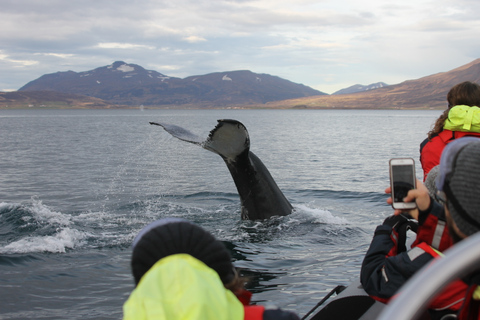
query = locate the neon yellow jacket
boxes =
[123,254,244,320]
[444,105,480,132]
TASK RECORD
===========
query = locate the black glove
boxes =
[383,214,408,229]
[383,215,418,253]
[396,219,418,253]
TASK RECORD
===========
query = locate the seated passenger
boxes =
[123,217,299,320]
[420,81,480,180]
[361,138,480,319]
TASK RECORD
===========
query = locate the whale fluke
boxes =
[150,119,293,220]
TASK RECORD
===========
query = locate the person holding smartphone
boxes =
[360,139,480,319]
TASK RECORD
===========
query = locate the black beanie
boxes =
[131,218,235,286]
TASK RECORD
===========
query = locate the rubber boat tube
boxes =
[378,232,480,320]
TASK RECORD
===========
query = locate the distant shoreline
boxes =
[0,104,445,110]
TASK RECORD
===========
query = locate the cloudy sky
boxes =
[1,0,480,94]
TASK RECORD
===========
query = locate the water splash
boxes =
[0,198,89,254]
[1,228,87,254]
[295,204,350,225]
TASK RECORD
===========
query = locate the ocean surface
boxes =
[0,108,442,319]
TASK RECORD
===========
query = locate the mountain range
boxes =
[332,82,388,95]
[17,61,325,107]
[2,58,480,109]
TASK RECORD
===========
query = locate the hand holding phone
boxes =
[389,158,417,210]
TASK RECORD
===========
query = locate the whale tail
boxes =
[149,119,249,160]
[150,119,293,220]
[149,122,204,145]
[203,120,250,161]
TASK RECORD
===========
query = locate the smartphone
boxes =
[389,158,417,210]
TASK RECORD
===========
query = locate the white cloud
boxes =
[96,43,156,50]
[35,53,75,59]
[148,64,182,71]
[0,0,480,94]
[0,52,38,67]
[183,36,207,43]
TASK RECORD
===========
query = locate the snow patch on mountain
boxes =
[117,64,135,73]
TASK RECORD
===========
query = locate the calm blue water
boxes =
[0,109,442,319]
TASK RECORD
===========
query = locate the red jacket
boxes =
[411,199,453,252]
[420,130,480,180]
[238,289,300,320]
[361,202,468,319]
[458,285,480,320]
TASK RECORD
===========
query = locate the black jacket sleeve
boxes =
[360,224,434,301]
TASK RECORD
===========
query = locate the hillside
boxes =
[263,59,480,109]
[18,61,326,107]
[0,91,120,109]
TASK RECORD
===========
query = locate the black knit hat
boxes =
[131,218,235,286]
[436,138,480,236]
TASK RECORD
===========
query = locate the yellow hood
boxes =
[444,105,480,132]
[123,254,244,320]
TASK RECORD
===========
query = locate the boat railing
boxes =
[378,232,480,320]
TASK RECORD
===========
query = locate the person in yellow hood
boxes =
[420,81,480,181]
[123,218,299,320]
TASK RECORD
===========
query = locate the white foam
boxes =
[27,198,72,226]
[295,204,350,225]
[0,228,88,254]
[0,199,89,254]
[0,202,15,210]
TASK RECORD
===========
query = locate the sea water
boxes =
[0,108,442,319]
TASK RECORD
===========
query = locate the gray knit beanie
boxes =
[436,137,480,236]
[425,165,440,202]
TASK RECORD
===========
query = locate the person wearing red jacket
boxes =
[360,184,468,319]
[434,138,480,319]
[420,81,480,181]
[362,138,480,320]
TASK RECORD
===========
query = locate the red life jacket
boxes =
[416,242,468,311]
[237,289,265,319]
[244,305,265,319]
[412,210,453,253]
[420,130,480,180]
[457,285,480,320]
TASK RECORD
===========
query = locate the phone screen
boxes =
[392,164,415,202]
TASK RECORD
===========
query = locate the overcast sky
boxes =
[1,0,480,94]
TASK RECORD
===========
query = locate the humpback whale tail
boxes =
[203,120,250,161]
[150,119,249,159]
[150,119,293,220]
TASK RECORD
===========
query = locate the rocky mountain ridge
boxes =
[332,82,388,95]
[19,61,325,107]
[4,58,480,109]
